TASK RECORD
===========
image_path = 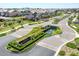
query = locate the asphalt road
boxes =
[0,33,55,56]
[37,13,76,52]
[58,14,75,41]
[0,40,55,56]
[0,20,56,56]
[0,13,76,56]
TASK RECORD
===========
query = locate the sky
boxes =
[0,3,79,8]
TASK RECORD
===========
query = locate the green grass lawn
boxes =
[0,22,22,37]
[68,17,79,33]
[70,23,79,33]
[0,18,44,37]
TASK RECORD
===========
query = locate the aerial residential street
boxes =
[0,12,77,56]
[37,13,76,52]
[0,3,79,57]
[58,15,75,41]
[0,19,57,56]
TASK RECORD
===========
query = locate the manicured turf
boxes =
[0,17,44,37]
[68,16,79,33]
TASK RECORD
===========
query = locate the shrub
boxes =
[75,38,79,44]
[0,33,6,37]
[66,42,77,49]
[59,51,65,56]
[70,53,78,56]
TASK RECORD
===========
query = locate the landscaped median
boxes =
[0,25,22,37]
[69,23,79,33]
[0,18,44,37]
[68,15,79,33]
[0,16,47,37]
[6,25,62,53]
